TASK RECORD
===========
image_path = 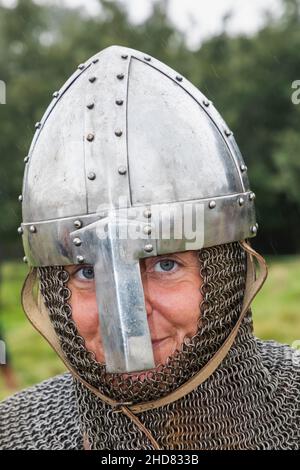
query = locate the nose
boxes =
[145,297,153,317]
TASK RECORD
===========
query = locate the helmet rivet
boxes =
[77,255,85,264]
[23,256,28,263]
[144,244,153,253]
[209,200,216,209]
[143,225,152,235]
[249,192,256,201]
[52,91,59,98]
[78,63,85,70]
[203,99,210,107]
[144,56,151,61]
[115,129,123,137]
[74,220,82,229]
[92,58,99,64]
[176,75,183,82]
[225,129,232,137]
[86,133,95,142]
[240,164,247,172]
[118,166,127,175]
[24,156,30,163]
[121,54,128,59]
[88,172,96,180]
[117,73,125,80]
[87,103,94,110]
[251,225,258,235]
[18,194,23,202]
[29,225,36,233]
[73,237,82,247]
[17,226,23,235]
[89,76,97,83]
[115,99,124,106]
[143,209,152,218]
[238,197,244,206]
[35,122,41,129]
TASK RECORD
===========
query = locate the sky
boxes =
[1,0,283,47]
[118,0,282,47]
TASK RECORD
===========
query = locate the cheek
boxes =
[69,290,100,342]
[150,280,202,330]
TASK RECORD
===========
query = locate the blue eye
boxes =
[154,259,178,273]
[75,266,95,281]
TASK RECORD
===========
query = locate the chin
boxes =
[153,337,178,366]
[92,337,179,375]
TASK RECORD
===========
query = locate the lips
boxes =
[152,337,169,346]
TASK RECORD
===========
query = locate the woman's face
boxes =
[65,251,202,367]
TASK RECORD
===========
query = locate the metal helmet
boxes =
[19,45,257,374]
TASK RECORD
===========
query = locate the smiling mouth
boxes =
[151,337,169,347]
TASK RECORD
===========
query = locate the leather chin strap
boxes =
[22,240,267,439]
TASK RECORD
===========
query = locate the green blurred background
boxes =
[0,0,299,399]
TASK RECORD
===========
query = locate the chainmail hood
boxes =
[38,242,247,404]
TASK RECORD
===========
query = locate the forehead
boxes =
[144,250,198,261]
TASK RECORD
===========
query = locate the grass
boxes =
[0,263,65,401]
[252,256,300,345]
[0,256,299,401]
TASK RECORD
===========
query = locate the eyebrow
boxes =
[143,253,183,264]
[66,264,92,275]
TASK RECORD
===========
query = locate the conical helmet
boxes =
[19,46,257,373]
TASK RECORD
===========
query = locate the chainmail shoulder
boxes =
[256,339,299,425]
[257,338,300,375]
[0,372,83,450]
[73,333,300,450]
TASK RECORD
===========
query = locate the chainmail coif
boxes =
[0,242,299,449]
[38,242,247,403]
